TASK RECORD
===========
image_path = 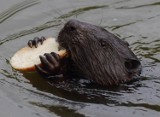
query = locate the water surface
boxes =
[0,0,160,117]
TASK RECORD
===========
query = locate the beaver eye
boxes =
[99,40,107,48]
[69,26,76,31]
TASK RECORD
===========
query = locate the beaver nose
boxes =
[65,19,80,31]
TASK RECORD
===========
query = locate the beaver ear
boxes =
[124,58,141,73]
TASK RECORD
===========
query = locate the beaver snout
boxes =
[63,19,92,32]
[58,19,85,47]
[63,19,79,31]
[57,20,82,49]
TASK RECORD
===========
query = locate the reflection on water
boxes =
[31,102,86,117]
[0,0,160,117]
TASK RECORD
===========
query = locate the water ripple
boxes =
[0,19,62,45]
[0,5,108,46]
[117,1,160,9]
[58,5,108,19]
[119,102,160,112]
[0,0,39,24]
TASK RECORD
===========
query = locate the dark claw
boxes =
[27,36,46,48]
[35,53,62,77]
[45,53,60,68]
[39,55,53,70]
[51,52,60,61]
[41,36,46,44]
[35,65,49,76]
[37,36,46,45]
[28,40,33,48]
[33,37,39,48]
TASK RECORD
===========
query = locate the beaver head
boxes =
[58,19,141,86]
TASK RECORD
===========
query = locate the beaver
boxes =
[28,19,142,86]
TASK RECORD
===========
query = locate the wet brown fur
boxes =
[57,20,141,86]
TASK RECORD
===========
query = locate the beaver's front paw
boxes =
[35,52,62,77]
[28,36,46,48]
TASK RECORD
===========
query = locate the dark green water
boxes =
[0,0,160,117]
